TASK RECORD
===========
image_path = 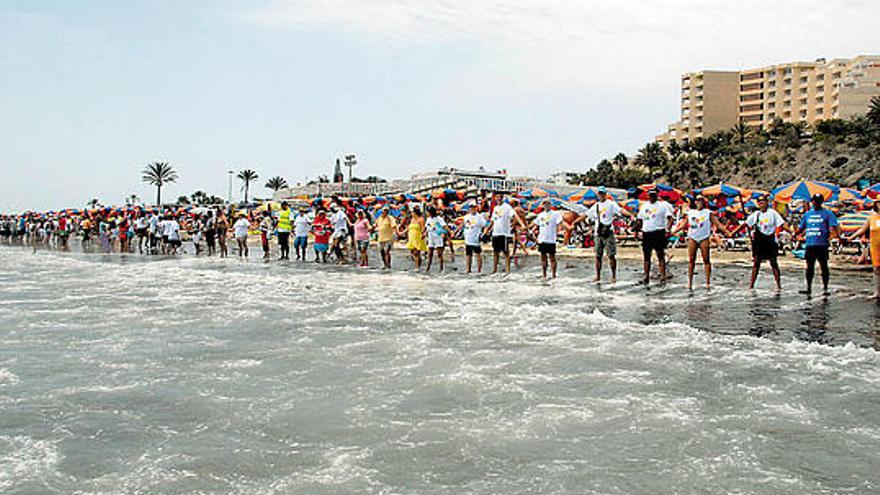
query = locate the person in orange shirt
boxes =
[847,200,880,300]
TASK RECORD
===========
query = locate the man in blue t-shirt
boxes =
[797,194,840,296]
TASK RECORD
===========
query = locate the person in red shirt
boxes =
[312,209,331,263]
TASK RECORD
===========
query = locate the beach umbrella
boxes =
[621,199,642,211]
[518,187,558,199]
[832,188,863,203]
[636,183,683,202]
[863,183,880,200]
[839,211,872,234]
[697,182,751,198]
[771,179,838,203]
[566,187,600,203]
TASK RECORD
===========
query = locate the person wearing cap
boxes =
[293,206,311,261]
[670,195,731,290]
[259,212,274,260]
[424,205,447,272]
[233,212,251,258]
[484,194,529,274]
[796,193,840,296]
[455,202,488,274]
[529,198,571,279]
[312,209,331,263]
[845,200,880,299]
[375,206,397,269]
[746,195,787,291]
[635,188,675,286]
[585,186,633,284]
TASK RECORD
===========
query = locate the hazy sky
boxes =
[2,0,878,211]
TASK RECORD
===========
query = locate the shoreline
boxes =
[5,237,873,273]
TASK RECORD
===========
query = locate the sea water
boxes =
[1,246,879,494]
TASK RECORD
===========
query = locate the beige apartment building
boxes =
[656,55,880,146]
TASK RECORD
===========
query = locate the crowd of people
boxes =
[2,185,879,299]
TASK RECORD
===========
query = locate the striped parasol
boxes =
[771,179,838,203]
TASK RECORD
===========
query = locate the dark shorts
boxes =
[538,242,557,255]
[465,244,482,256]
[357,240,369,251]
[277,231,290,246]
[641,230,667,255]
[136,228,147,237]
[492,235,509,254]
[804,245,829,263]
[294,236,308,249]
[752,232,779,261]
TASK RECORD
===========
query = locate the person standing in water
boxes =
[312,209,331,263]
[485,194,527,274]
[846,200,880,300]
[585,186,633,284]
[259,212,274,260]
[635,188,675,286]
[276,201,292,260]
[233,213,250,258]
[746,195,787,291]
[796,194,840,296]
[293,207,310,261]
[353,209,372,267]
[375,206,397,269]
[204,211,216,256]
[402,206,427,270]
[530,199,568,279]
[670,195,730,290]
[216,209,229,258]
[456,203,487,274]
[424,206,447,273]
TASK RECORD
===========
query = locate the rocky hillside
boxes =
[580,100,880,191]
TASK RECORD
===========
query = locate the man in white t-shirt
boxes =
[330,205,350,263]
[636,188,675,286]
[455,203,488,274]
[293,207,311,261]
[585,186,633,284]
[233,213,251,258]
[530,199,570,279]
[746,195,788,290]
[164,215,181,255]
[484,194,528,274]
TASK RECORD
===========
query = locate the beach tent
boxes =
[771,179,838,203]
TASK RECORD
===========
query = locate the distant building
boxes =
[547,172,581,186]
[657,55,880,145]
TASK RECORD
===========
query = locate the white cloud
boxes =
[243,0,880,96]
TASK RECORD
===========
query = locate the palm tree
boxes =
[237,169,259,204]
[867,96,880,126]
[612,152,628,169]
[731,122,752,144]
[633,142,667,178]
[190,190,209,205]
[126,194,140,206]
[265,176,288,192]
[87,198,100,209]
[142,161,178,206]
[176,195,191,205]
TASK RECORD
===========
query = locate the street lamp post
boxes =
[227,170,234,205]
[344,154,357,195]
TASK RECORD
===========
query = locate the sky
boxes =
[2,0,879,212]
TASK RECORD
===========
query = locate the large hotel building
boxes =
[656,55,880,146]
